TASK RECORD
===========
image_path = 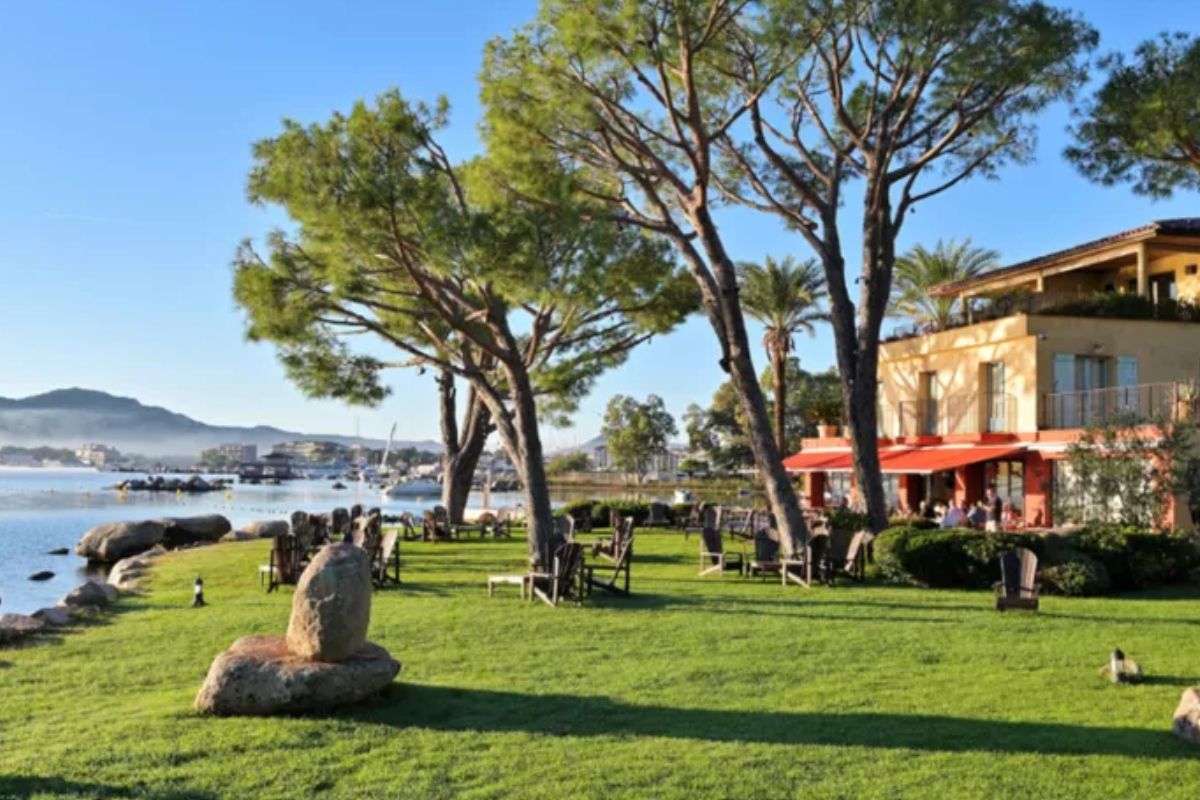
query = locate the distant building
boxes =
[215,443,256,464]
[270,440,349,465]
[76,443,118,467]
[584,438,688,478]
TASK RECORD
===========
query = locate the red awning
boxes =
[782,450,853,472]
[879,446,1026,474]
[784,445,1026,474]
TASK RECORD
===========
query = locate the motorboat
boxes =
[381,478,441,498]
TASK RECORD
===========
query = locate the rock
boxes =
[159,515,232,548]
[237,520,289,540]
[60,580,117,608]
[108,553,158,590]
[220,530,257,543]
[0,613,46,645]
[1174,688,1200,745]
[286,543,371,662]
[76,520,166,563]
[28,571,54,581]
[32,606,73,627]
[194,635,400,716]
[47,547,69,556]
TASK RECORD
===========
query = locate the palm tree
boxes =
[739,256,828,454]
[890,239,1000,331]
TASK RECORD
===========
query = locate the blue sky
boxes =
[0,1,1196,451]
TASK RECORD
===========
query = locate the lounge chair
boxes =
[832,530,871,582]
[645,501,671,527]
[699,513,743,577]
[745,529,782,580]
[371,529,400,587]
[490,507,515,538]
[781,531,827,588]
[422,506,454,542]
[568,501,595,534]
[995,547,1040,611]
[584,522,633,597]
[718,506,754,542]
[259,533,303,592]
[678,501,708,540]
[396,511,419,541]
[589,516,631,563]
[528,542,586,607]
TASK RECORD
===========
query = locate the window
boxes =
[1117,356,1139,413]
[983,361,1006,431]
[826,472,852,505]
[918,371,938,435]
[991,460,1025,516]
[1151,272,1177,303]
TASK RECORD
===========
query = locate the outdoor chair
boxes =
[832,530,871,582]
[490,507,515,538]
[423,506,454,542]
[718,506,754,541]
[781,531,828,588]
[568,501,595,535]
[995,547,1040,612]
[585,523,633,597]
[329,506,350,540]
[589,516,631,563]
[745,529,782,580]
[699,513,743,577]
[645,501,671,527]
[397,511,419,541]
[678,501,708,540]
[371,529,400,588]
[528,542,586,607]
[259,533,303,593]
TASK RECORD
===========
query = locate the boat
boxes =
[381,478,441,498]
[673,488,695,504]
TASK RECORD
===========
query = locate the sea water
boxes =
[0,468,499,615]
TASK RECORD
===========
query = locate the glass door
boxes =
[984,362,1006,431]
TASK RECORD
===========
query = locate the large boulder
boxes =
[108,552,159,591]
[60,580,117,608]
[194,635,400,716]
[286,543,371,662]
[1174,688,1200,745]
[32,606,73,627]
[0,613,46,645]
[76,520,165,562]
[232,519,289,541]
[160,515,232,548]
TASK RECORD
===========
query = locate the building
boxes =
[215,443,256,464]
[75,443,119,467]
[785,219,1200,529]
[588,438,689,478]
[269,440,349,465]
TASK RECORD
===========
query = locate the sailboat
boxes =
[379,423,441,498]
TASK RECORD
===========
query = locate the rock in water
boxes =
[286,543,371,662]
[28,571,54,581]
[160,515,232,548]
[1174,688,1200,745]
[76,520,166,563]
[194,635,400,716]
[60,581,118,608]
[47,547,69,556]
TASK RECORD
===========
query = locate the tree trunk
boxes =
[436,371,492,524]
[502,363,555,568]
[771,345,787,454]
[687,207,808,556]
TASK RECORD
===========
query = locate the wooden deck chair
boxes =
[259,533,303,592]
[781,531,828,588]
[646,501,671,527]
[678,501,708,540]
[568,501,595,535]
[528,542,586,607]
[699,511,743,577]
[995,547,1040,611]
[422,506,453,542]
[585,525,633,597]
[397,511,419,541]
[371,529,400,587]
[834,530,871,582]
[590,516,631,562]
[329,507,350,540]
[308,513,330,549]
[491,507,514,538]
[719,507,754,542]
[745,529,782,580]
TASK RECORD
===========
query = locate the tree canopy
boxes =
[601,394,679,481]
[889,240,1000,331]
[1067,33,1200,198]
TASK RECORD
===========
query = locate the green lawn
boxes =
[1,529,1197,799]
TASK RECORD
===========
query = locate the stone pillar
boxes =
[1137,241,1149,297]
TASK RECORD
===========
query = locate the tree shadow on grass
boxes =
[0,776,214,799]
[358,684,1192,760]
[1139,675,1200,687]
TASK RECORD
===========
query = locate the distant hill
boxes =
[0,388,439,458]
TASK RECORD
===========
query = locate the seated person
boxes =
[941,502,966,529]
[968,502,988,529]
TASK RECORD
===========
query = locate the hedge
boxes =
[558,499,689,529]
[874,523,1200,595]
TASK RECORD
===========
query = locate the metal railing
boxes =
[886,393,1016,437]
[1042,381,1199,429]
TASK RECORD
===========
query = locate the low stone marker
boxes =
[195,542,400,716]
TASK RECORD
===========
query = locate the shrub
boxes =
[1040,550,1111,596]
[1069,525,1200,591]
[873,527,1040,588]
[825,507,871,535]
[889,515,938,530]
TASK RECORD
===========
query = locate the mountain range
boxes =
[0,388,439,458]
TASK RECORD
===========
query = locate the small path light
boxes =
[192,577,207,608]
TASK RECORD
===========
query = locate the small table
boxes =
[488,574,527,599]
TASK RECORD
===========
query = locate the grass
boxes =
[1,529,1198,799]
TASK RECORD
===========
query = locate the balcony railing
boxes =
[1041,381,1199,429]
[883,393,1016,437]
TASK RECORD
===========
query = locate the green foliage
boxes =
[1039,550,1111,597]
[874,528,1043,589]
[1056,412,1194,529]
[1073,524,1200,592]
[824,507,871,536]
[545,451,590,476]
[1068,33,1200,198]
[890,239,1000,330]
[600,394,678,480]
[558,498,667,528]
[677,458,709,476]
[738,256,827,363]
